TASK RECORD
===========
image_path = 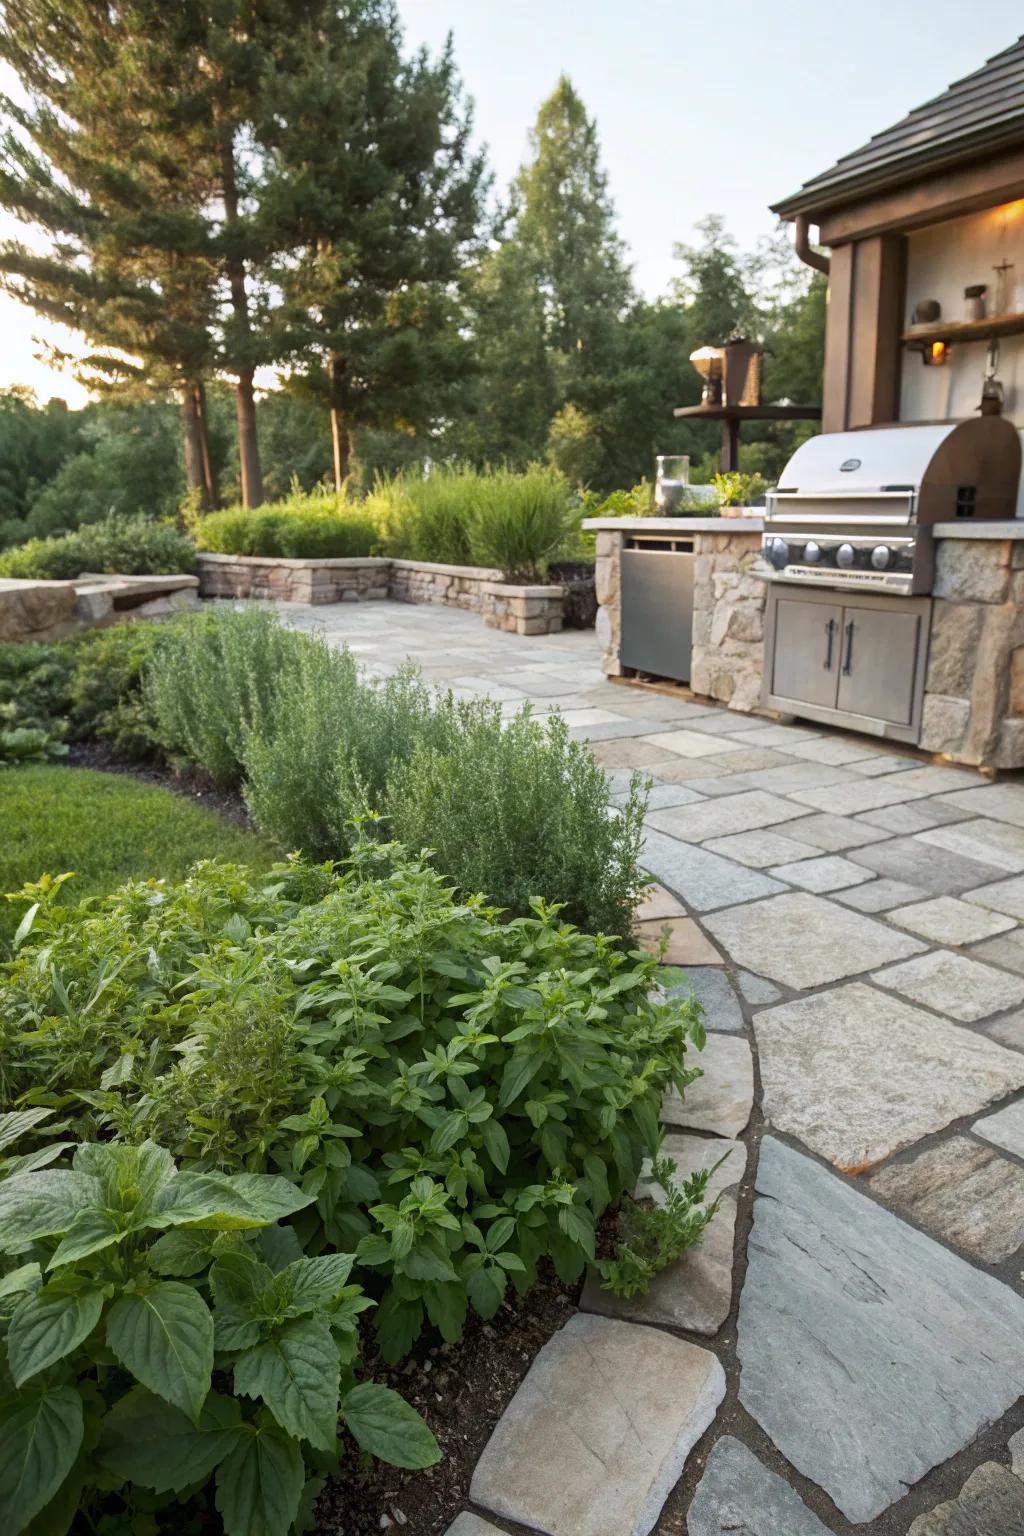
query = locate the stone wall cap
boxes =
[480,579,564,597]
[932,521,1024,540]
[390,558,504,579]
[195,552,389,569]
[0,577,78,592]
[75,573,200,591]
[582,515,764,534]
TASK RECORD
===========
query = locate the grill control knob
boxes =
[870,545,892,570]
[803,540,821,564]
[836,543,856,568]
[768,538,789,569]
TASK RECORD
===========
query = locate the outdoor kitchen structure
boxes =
[587,34,1024,772]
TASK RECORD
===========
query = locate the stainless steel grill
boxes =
[761,418,1021,595]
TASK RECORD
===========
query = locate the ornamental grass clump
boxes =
[1,843,706,1372]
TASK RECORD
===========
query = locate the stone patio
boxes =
[275,600,1024,1535]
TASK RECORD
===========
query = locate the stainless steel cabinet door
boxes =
[836,606,923,726]
[770,595,843,709]
[620,548,694,683]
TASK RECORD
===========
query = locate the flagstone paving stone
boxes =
[735,969,782,1005]
[887,895,1017,945]
[834,877,929,912]
[766,853,874,893]
[920,817,1024,873]
[646,790,813,844]
[969,928,1024,974]
[965,873,1024,920]
[790,776,929,815]
[635,882,687,922]
[907,1462,1024,1535]
[872,949,1024,1022]
[868,1134,1024,1263]
[580,1136,744,1336]
[974,1096,1024,1159]
[662,1033,753,1137]
[640,829,786,912]
[664,965,744,1031]
[724,761,859,793]
[778,735,881,765]
[634,917,723,966]
[984,1010,1024,1051]
[642,728,757,759]
[848,751,919,776]
[738,1138,1024,1524]
[686,1437,835,1536]
[469,1313,725,1536]
[704,891,924,990]
[754,982,1024,1169]
[938,782,1024,827]
[589,737,684,769]
[702,827,821,868]
[444,1517,503,1536]
[858,798,974,834]
[850,835,1010,894]
[770,810,891,851]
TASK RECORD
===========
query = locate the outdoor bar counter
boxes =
[584,514,1024,772]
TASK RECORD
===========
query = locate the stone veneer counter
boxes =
[583,514,1024,772]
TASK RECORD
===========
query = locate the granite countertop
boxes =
[582,515,764,533]
[932,521,1024,539]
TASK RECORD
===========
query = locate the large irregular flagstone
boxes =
[938,782,1024,827]
[662,1034,753,1136]
[921,817,1024,873]
[770,810,891,850]
[886,894,1016,945]
[704,891,924,990]
[686,1436,835,1535]
[965,873,1024,920]
[849,834,1010,894]
[646,790,813,845]
[469,1313,725,1536]
[788,776,926,814]
[580,1135,744,1336]
[640,828,785,912]
[835,876,928,912]
[738,1138,1024,1524]
[703,826,822,869]
[765,853,873,893]
[868,1134,1024,1263]
[872,949,1024,1022]
[444,1517,504,1536]
[753,982,1024,1170]
[664,966,743,1032]
[907,1462,1024,1535]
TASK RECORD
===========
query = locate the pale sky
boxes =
[2,1,1022,406]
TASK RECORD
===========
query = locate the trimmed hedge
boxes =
[0,514,196,579]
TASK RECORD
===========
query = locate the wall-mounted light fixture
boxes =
[924,340,948,366]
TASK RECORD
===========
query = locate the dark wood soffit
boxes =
[816,147,1024,246]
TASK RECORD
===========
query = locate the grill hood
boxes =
[774,417,1021,520]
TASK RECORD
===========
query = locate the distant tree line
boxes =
[0,3,824,536]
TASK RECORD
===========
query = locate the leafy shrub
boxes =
[194,488,379,559]
[65,621,167,758]
[0,515,196,580]
[0,641,73,729]
[710,470,769,507]
[2,846,704,1365]
[0,716,67,767]
[0,1131,437,1536]
[145,606,292,782]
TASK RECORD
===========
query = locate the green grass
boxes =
[0,765,276,947]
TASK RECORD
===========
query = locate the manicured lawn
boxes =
[0,764,276,946]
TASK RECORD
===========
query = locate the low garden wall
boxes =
[196,552,565,636]
[0,573,200,644]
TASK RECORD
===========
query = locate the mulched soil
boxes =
[67,740,251,826]
[323,1265,582,1535]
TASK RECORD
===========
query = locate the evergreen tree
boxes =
[259,2,486,487]
[457,76,634,481]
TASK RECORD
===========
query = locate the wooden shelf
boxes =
[901,311,1024,347]
[672,402,821,421]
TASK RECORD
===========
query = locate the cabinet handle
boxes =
[823,618,836,670]
[842,619,855,675]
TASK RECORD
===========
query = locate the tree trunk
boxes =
[329,355,350,490]
[180,382,208,506]
[219,124,264,507]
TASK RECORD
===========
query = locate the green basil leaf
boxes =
[273,1252,355,1314]
[8,1286,104,1386]
[98,1386,243,1493]
[342,1381,440,1470]
[234,1317,339,1453]
[215,1422,305,1536]
[0,1172,101,1251]
[0,1385,83,1531]
[106,1282,213,1421]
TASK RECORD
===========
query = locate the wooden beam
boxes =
[818,148,1024,245]
[822,243,853,433]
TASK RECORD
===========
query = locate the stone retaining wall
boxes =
[0,574,200,644]
[196,553,564,636]
[920,537,1024,770]
[690,531,765,713]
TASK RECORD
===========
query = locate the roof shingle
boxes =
[773,35,1024,220]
